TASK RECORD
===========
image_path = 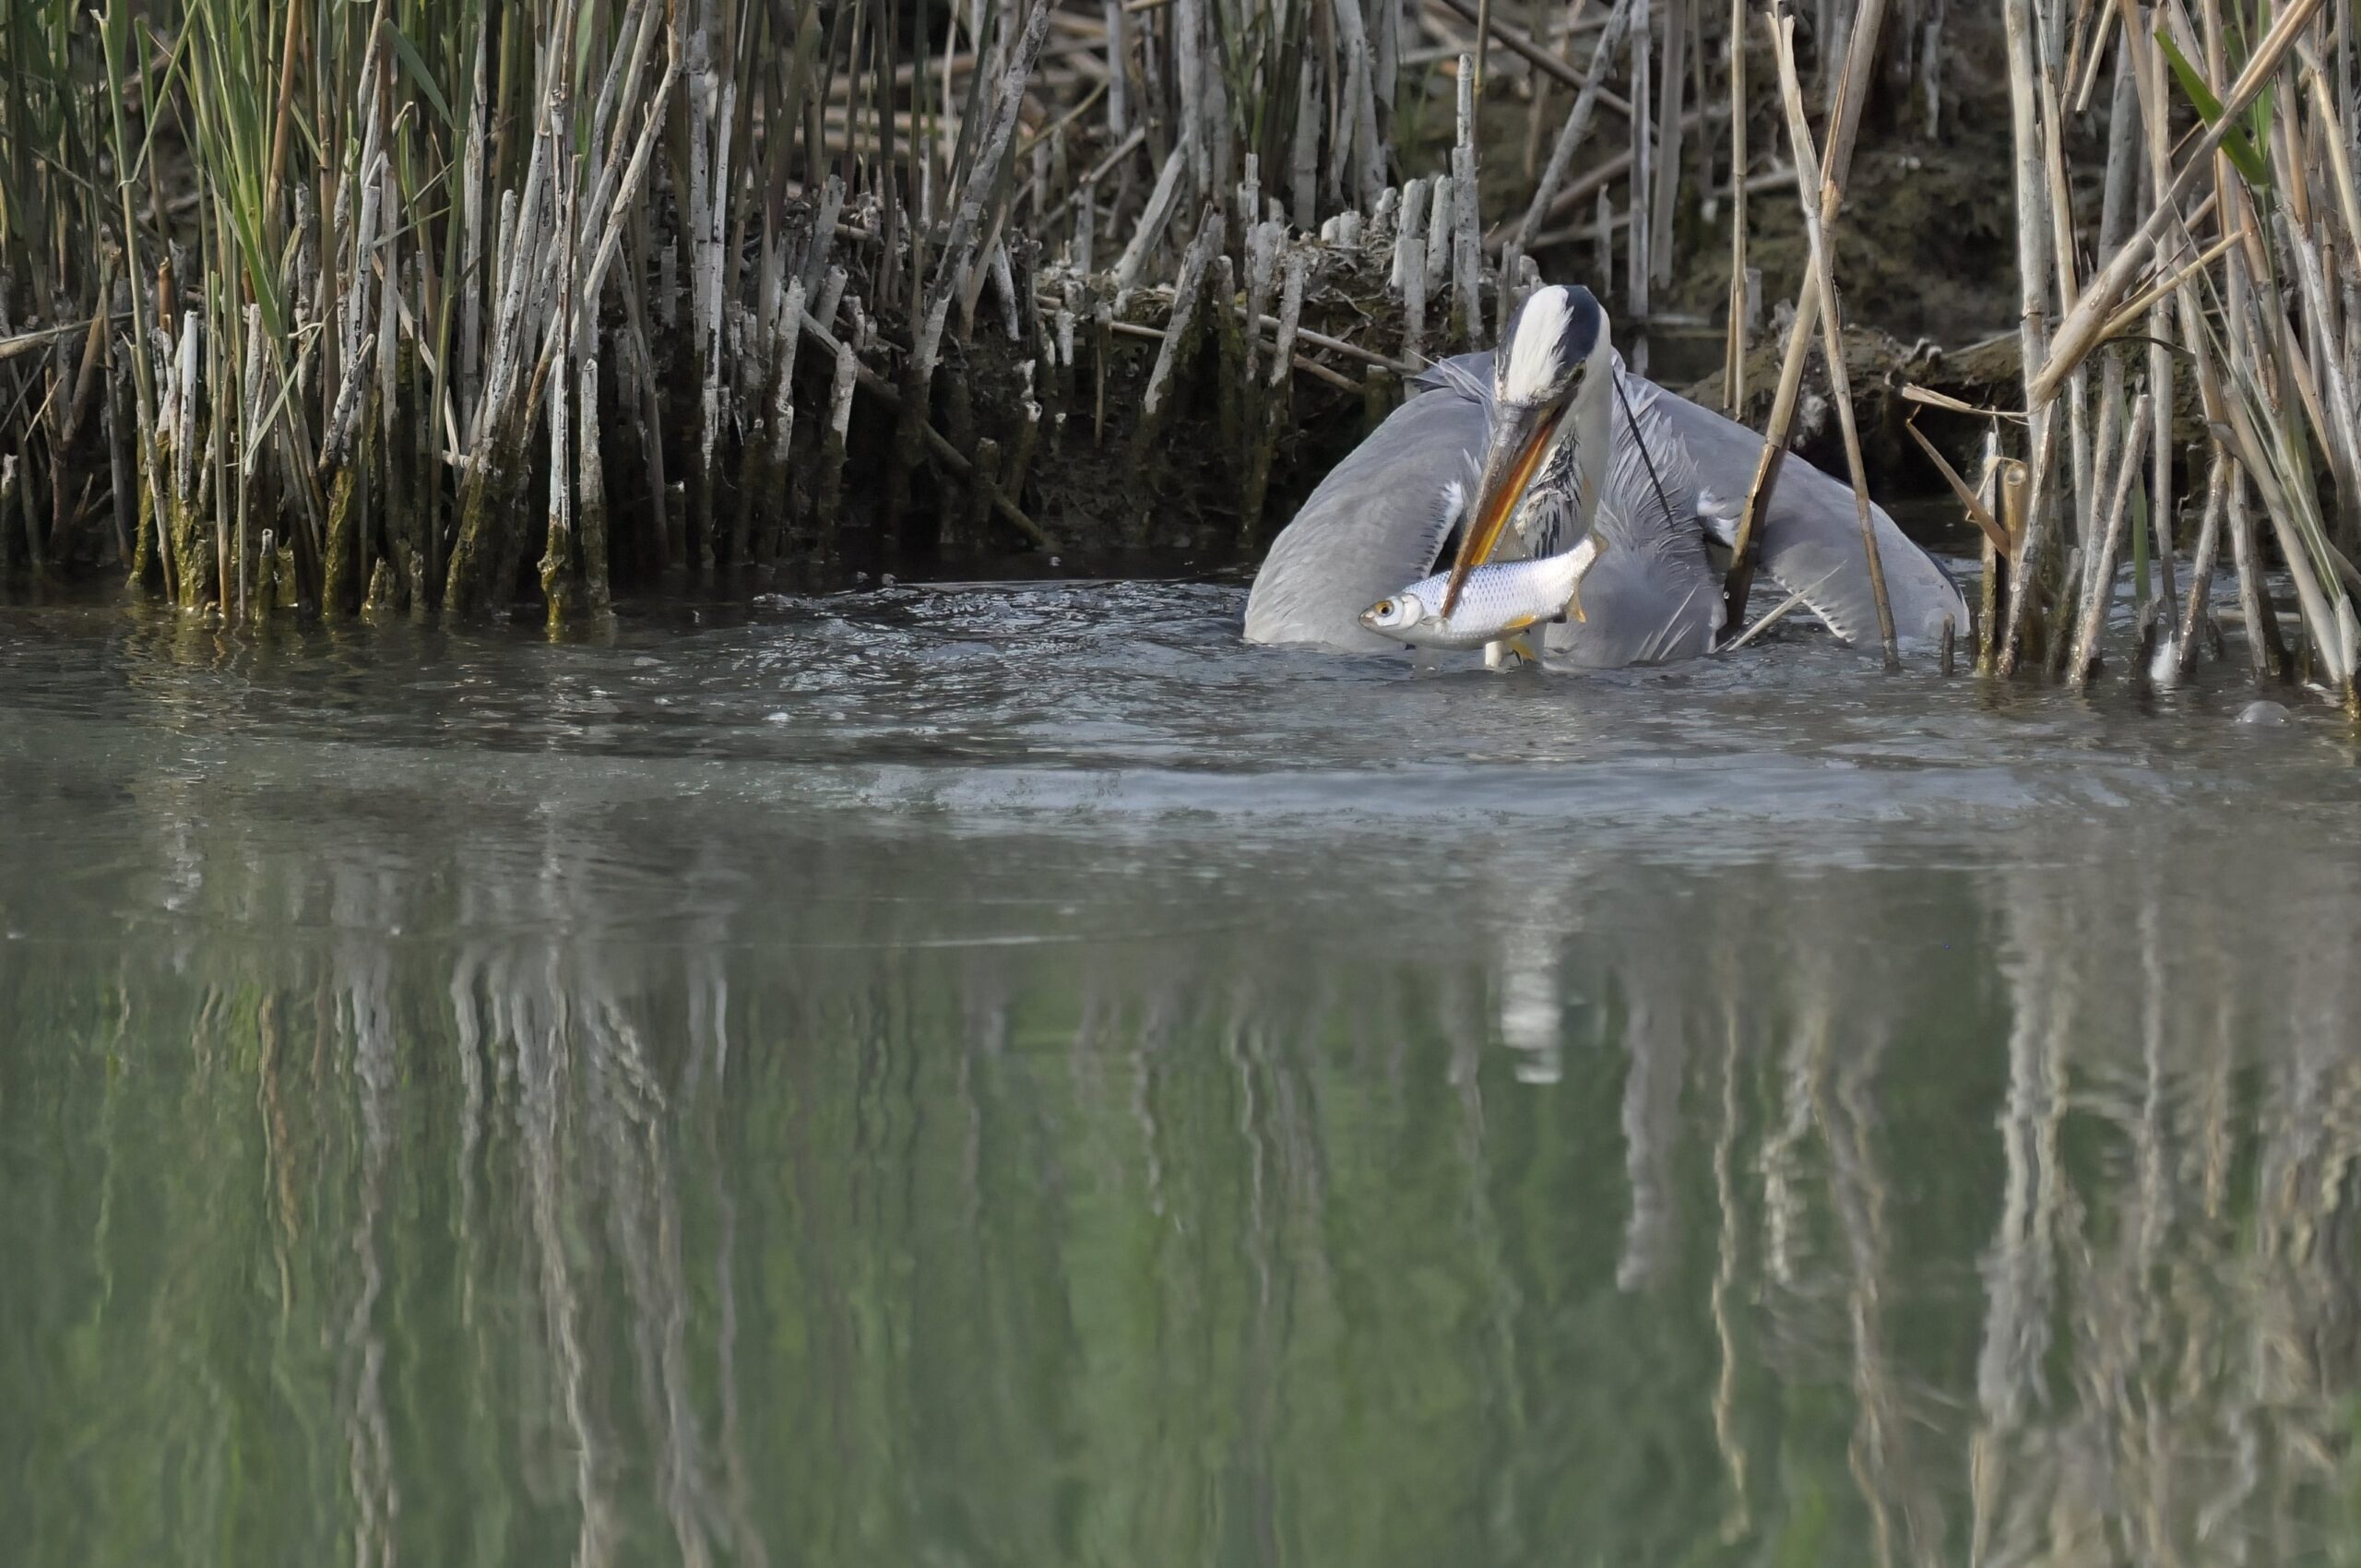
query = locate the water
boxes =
[5,578,2361,1567]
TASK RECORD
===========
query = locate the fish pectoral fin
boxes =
[1483,633,1543,670]
[1500,612,1539,631]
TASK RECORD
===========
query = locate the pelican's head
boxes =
[1441,284,1613,614]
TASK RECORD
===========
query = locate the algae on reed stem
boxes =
[0,0,2356,704]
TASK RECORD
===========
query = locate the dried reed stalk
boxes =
[1720,0,1890,630]
[1766,11,1897,668]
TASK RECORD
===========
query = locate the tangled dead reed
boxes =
[0,0,2355,705]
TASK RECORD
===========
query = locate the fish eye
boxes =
[1375,600,1394,617]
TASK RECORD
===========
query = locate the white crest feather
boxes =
[1502,287,1572,404]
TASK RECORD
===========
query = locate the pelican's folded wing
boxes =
[1244,380,1489,651]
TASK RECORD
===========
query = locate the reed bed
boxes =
[0,0,2355,705]
[5,0,1556,623]
[1965,0,2361,712]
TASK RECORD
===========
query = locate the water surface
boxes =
[5,580,2360,1566]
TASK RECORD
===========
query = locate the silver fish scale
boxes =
[1402,553,1584,647]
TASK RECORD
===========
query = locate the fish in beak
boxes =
[1440,400,1562,616]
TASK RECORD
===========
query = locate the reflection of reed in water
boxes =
[20,805,2361,1568]
[1971,858,2070,1568]
[1953,839,2361,1567]
[1537,830,2361,1568]
[336,875,400,1568]
[492,896,760,1566]
[347,836,751,1568]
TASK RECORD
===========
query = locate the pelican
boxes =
[1243,284,1968,662]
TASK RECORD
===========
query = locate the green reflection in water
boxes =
[9,590,2361,1567]
[8,811,2361,1568]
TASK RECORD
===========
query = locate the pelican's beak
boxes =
[1442,401,1561,616]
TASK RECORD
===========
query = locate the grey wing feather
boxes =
[1411,350,1497,399]
[1542,546,1726,667]
[1545,402,1725,667]
[1641,386,1969,646]
[1594,399,1703,547]
[1243,376,1487,650]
